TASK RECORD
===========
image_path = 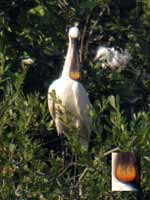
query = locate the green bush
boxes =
[0,0,150,199]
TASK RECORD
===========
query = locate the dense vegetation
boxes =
[0,0,150,199]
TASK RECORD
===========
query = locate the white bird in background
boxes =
[95,46,131,71]
[48,26,92,150]
[112,152,138,191]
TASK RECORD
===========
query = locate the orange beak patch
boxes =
[115,164,137,183]
[70,71,80,80]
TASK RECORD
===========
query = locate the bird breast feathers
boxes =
[48,78,91,123]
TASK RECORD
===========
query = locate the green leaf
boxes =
[108,95,116,109]
[9,144,16,153]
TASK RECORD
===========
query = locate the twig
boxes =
[58,162,75,177]
[58,162,88,177]
[80,14,91,63]
[104,147,120,156]
[144,156,150,162]
[77,167,89,197]
[78,167,88,182]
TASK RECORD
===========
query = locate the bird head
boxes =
[68,26,79,39]
[94,46,111,61]
[94,46,131,72]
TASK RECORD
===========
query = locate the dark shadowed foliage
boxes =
[0,0,150,199]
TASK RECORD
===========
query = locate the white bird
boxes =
[95,46,131,71]
[112,152,138,191]
[48,26,92,150]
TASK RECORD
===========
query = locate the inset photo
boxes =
[112,152,140,191]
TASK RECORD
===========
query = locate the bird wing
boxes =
[47,86,56,120]
[72,82,92,132]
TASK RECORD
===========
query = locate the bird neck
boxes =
[62,38,80,80]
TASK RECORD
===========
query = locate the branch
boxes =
[80,14,91,63]
[104,147,120,156]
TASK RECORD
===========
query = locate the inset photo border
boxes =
[112,152,140,191]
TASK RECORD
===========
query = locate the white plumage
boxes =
[68,26,79,38]
[48,26,92,149]
[95,46,131,71]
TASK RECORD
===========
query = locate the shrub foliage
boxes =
[0,0,150,199]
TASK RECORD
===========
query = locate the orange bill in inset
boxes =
[112,152,140,191]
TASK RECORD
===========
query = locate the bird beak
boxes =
[69,38,80,80]
[94,53,102,62]
[93,55,98,62]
